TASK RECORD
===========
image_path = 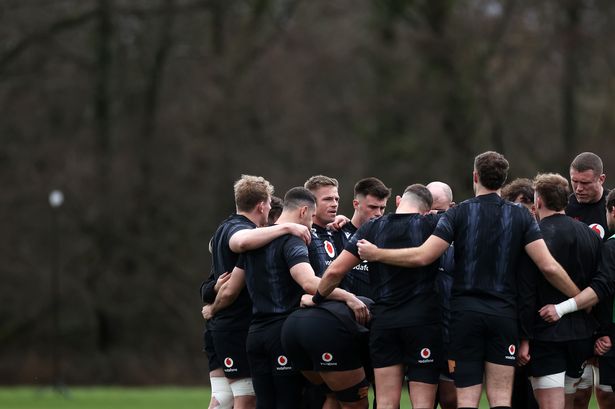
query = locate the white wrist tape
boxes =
[554,298,578,318]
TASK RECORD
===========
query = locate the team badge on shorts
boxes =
[419,348,434,363]
[505,344,516,360]
[223,357,238,373]
[320,352,337,367]
[276,355,292,371]
[324,241,336,258]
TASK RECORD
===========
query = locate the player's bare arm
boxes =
[317,250,361,298]
[229,223,311,252]
[356,235,449,268]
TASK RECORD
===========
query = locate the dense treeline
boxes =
[1,0,614,384]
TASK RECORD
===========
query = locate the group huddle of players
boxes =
[200,150,615,409]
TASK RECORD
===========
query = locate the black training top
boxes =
[209,214,256,331]
[520,214,602,341]
[566,190,611,241]
[435,244,455,345]
[308,224,339,277]
[432,193,542,318]
[336,222,376,299]
[239,234,310,330]
[345,213,440,329]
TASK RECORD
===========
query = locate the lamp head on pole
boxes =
[49,190,64,208]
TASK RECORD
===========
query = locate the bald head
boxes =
[426,181,454,211]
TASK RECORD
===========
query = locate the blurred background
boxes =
[1,0,614,385]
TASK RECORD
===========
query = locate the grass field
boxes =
[0,386,600,409]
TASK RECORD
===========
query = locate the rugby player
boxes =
[356,151,581,409]
[236,187,369,409]
[516,173,602,409]
[202,175,311,409]
[566,152,612,409]
[427,181,456,409]
[315,184,442,409]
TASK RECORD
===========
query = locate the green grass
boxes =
[0,387,210,409]
[0,386,599,409]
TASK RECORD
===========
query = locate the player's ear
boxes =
[353,199,359,210]
[599,173,606,184]
[472,170,479,184]
[395,195,401,208]
[299,205,308,219]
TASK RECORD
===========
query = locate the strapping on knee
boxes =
[334,378,370,403]
[564,375,582,394]
[229,377,255,397]
[529,371,565,390]
[210,376,233,409]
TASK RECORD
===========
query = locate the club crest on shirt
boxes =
[324,240,336,258]
[589,223,606,239]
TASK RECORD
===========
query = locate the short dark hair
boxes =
[571,152,603,175]
[607,189,615,213]
[268,195,283,225]
[474,151,509,190]
[354,177,391,200]
[501,178,534,204]
[284,187,316,210]
[403,184,433,212]
[533,173,570,212]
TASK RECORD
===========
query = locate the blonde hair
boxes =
[304,175,338,192]
[234,175,274,212]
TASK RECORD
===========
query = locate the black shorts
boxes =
[211,329,252,379]
[203,329,221,372]
[449,310,518,366]
[370,323,442,384]
[281,309,364,372]
[599,355,615,386]
[529,338,594,379]
[246,319,298,377]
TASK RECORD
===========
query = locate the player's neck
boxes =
[238,210,263,227]
[538,209,564,219]
[475,185,500,197]
[350,214,362,228]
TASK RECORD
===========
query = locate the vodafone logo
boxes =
[224,357,234,368]
[508,345,516,355]
[420,348,431,359]
[277,355,288,366]
[324,241,336,258]
[322,352,333,362]
[589,223,606,239]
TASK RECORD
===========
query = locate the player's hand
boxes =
[357,239,380,262]
[517,339,530,366]
[346,296,370,325]
[285,223,311,245]
[300,294,316,308]
[214,272,231,293]
[595,336,612,356]
[539,304,560,323]
[201,305,214,320]
[327,215,350,231]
